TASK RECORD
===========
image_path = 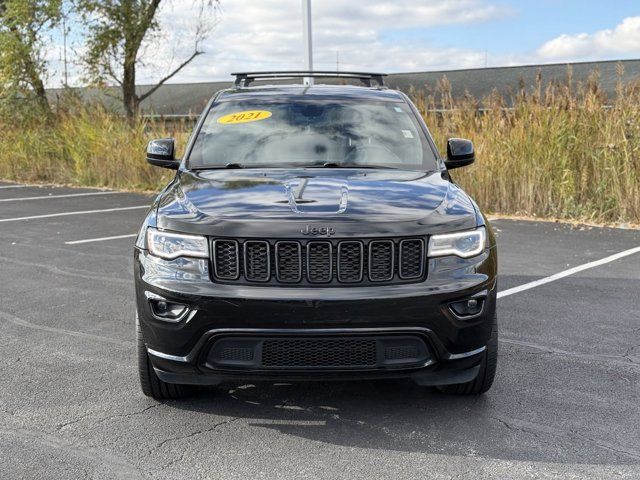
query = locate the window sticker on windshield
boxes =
[401,129,414,138]
[217,110,272,124]
[394,106,403,113]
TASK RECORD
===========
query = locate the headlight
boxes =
[146,227,209,260]
[428,227,486,258]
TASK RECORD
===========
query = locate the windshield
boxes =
[187,98,438,170]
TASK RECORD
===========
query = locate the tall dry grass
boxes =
[0,104,190,191]
[414,68,640,223]
[1,68,639,223]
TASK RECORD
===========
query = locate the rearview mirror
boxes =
[146,138,179,170]
[445,138,475,169]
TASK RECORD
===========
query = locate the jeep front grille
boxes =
[369,240,394,282]
[213,240,239,280]
[275,241,302,282]
[244,241,270,282]
[399,239,425,279]
[209,237,426,286]
[306,241,332,283]
[337,241,363,282]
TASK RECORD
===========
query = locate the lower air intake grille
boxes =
[261,338,377,368]
[219,347,254,362]
[385,345,419,361]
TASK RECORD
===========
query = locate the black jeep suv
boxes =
[135,71,498,400]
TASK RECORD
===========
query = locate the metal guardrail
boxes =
[140,104,617,121]
[142,113,200,120]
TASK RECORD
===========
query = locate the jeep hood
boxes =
[156,169,478,237]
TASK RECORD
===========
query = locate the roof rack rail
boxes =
[231,71,387,88]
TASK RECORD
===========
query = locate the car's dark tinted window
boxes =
[187,99,438,170]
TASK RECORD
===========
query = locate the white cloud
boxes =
[537,16,640,60]
[45,2,640,90]
[46,0,515,87]
[133,0,507,84]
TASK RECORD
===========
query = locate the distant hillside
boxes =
[47,59,640,116]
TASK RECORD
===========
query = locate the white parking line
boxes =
[498,245,640,298]
[65,233,137,245]
[0,205,148,223]
[0,191,120,202]
[60,225,640,302]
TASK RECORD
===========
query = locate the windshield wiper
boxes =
[193,162,409,170]
[191,162,246,170]
[310,162,398,170]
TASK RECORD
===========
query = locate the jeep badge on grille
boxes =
[301,225,336,237]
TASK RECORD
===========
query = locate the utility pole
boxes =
[302,0,313,85]
[62,12,69,88]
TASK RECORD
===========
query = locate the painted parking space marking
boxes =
[0,191,120,202]
[0,311,133,348]
[0,205,148,223]
[65,233,138,245]
[497,245,640,299]
[62,224,640,306]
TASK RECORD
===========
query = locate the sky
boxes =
[47,0,640,87]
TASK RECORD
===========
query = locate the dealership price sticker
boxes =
[217,110,272,124]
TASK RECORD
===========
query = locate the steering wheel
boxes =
[345,143,403,165]
[244,132,291,163]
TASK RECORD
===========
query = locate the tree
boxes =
[0,0,61,116]
[78,0,218,118]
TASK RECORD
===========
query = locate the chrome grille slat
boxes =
[210,237,425,285]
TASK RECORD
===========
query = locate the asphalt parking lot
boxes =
[0,181,638,480]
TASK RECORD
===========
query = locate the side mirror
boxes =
[146,138,179,170]
[445,138,475,169]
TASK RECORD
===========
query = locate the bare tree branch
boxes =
[80,0,219,118]
[138,48,202,102]
[103,61,123,86]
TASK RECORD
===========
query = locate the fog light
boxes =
[145,292,189,322]
[449,297,484,318]
[151,300,187,320]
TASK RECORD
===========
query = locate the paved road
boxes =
[0,182,638,479]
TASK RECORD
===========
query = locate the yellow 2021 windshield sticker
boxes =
[217,110,272,124]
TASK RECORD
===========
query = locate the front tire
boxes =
[437,312,498,395]
[137,317,190,400]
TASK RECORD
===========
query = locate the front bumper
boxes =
[134,246,497,386]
